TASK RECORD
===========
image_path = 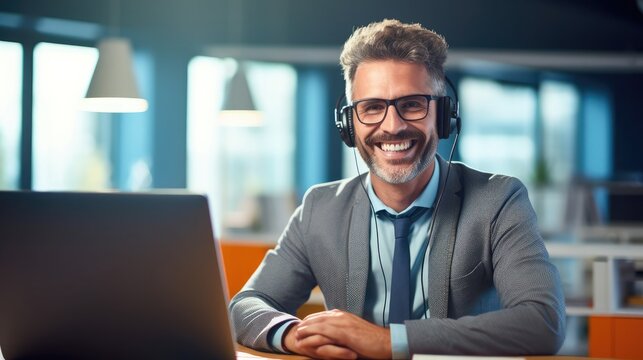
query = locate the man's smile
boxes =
[377,140,415,152]
[366,130,424,163]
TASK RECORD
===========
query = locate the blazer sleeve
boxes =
[228,189,318,351]
[406,178,566,355]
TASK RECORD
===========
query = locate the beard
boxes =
[356,128,438,184]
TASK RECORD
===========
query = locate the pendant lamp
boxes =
[81,37,148,113]
[217,0,262,127]
[81,0,147,113]
[218,62,262,127]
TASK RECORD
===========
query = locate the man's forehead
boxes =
[351,60,433,99]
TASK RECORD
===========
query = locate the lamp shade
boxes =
[219,63,262,126]
[81,38,148,113]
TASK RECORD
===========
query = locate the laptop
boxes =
[0,191,237,360]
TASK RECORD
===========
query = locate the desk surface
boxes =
[236,344,601,359]
[237,344,307,359]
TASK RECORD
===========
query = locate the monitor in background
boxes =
[0,191,236,360]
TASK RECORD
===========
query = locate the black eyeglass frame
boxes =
[349,94,441,125]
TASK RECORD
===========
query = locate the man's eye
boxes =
[400,101,421,108]
[399,99,428,113]
[360,102,385,113]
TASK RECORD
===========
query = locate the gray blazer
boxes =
[229,156,566,356]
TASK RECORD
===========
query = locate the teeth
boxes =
[381,141,412,152]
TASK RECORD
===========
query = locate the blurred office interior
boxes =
[1,0,643,356]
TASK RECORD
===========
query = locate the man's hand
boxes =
[283,320,358,359]
[295,309,392,359]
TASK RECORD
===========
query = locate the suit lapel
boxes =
[346,178,371,317]
[428,156,463,319]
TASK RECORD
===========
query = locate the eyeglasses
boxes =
[351,94,440,125]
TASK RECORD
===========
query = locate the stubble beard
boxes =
[357,130,438,184]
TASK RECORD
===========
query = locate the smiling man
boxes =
[230,19,565,359]
[351,60,438,212]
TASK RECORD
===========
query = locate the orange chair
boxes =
[218,240,325,318]
[219,240,274,298]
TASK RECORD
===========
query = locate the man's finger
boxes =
[296,322,345,343]
[314,344,358,360]
[296,333,335,349]
[302,309,342,321]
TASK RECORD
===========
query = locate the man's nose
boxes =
[379,104,407,134]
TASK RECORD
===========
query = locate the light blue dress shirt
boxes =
[364,160,439,358]
[269,162,440,358]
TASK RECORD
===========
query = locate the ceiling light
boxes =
[218,62,262,126]
[81,38,147,113]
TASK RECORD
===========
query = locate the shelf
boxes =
[545,242,643,258]
[545,242,643,317]
[566,306,595,316]
[565,306,643,317]
[605,309,643,317]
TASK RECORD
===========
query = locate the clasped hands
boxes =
[283,309,392,359]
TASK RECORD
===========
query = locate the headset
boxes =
[339,76,462,326]
[334,79,461,147]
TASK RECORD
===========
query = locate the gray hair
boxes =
[340,19,448,100]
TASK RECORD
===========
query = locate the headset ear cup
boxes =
[342,106,355,147]
[335,105,355,148]
[451,104,460,136]
[437,97,451,139]
[334,96,355,148]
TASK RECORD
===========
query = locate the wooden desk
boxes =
[237,344,308,359]
[236,344,602,359]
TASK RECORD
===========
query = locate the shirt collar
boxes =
[366,159,440,217]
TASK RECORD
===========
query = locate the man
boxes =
[230,19,565,359]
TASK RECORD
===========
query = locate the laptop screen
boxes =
[0,191,236,360]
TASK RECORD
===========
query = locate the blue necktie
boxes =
[388,209,421,325]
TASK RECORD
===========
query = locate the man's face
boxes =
[351,60,438,184]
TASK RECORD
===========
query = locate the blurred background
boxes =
[1,0,643,357]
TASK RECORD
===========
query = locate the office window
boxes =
[538,81,581,231]
[459,78,537,184]
[32,42,110,190]
[0,40,22,189]
[187,56,296,237]
[541,81,579,185]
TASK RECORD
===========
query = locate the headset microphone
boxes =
[419,76,461,319]
[419,128,460,319]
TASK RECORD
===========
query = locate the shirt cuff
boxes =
[390,323,410,359]
[268,319,299,353]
